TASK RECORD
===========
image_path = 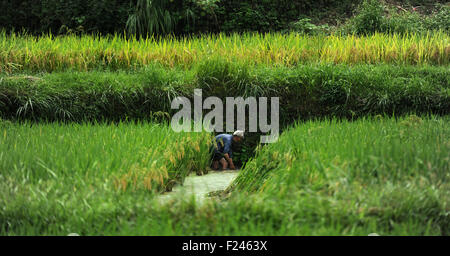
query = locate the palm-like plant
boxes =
[126,0,176,37]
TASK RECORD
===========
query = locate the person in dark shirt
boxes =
[211,130,244,170]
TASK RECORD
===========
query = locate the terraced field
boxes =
[1,31,449,235]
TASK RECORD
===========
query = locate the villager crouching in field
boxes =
[211,130,244,170]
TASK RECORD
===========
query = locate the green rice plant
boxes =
[227,115,449,233]
[0,121,212,193]
[231,115,449,194]
[1,117,448,235]
[1,30,448,73]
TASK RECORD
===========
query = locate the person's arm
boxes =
[223,153,236,170]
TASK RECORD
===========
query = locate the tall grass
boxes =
[0,121,212,193]
[1,31,448,73]
[227,115,449,234]
[231,115,449,193]
[126,0,177,37]
[1,64,448,122]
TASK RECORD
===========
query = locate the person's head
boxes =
[232,130,244,143]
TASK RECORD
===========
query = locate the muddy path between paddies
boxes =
[158,170,239,204]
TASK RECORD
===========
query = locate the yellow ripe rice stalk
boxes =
[1,31,448,72]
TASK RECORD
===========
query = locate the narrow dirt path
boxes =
[158,170,239,203]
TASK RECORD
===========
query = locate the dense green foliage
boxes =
[1,64,448,123]
[340,0,450,35]
[349,0,386,35]
[0,0,354,35]
[1,116,448,235]
[215,0,357,33]
[0,0,132,35]
[1,0,448,35]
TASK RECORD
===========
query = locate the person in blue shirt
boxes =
[211,130,244,170]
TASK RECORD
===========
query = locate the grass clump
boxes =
[228,115,449,234]
[0,121,212,193]
[1,64,448,123]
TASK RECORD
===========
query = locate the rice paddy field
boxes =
[1,31,449,73]
[0,31,449,235]
[1,116,449,235]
